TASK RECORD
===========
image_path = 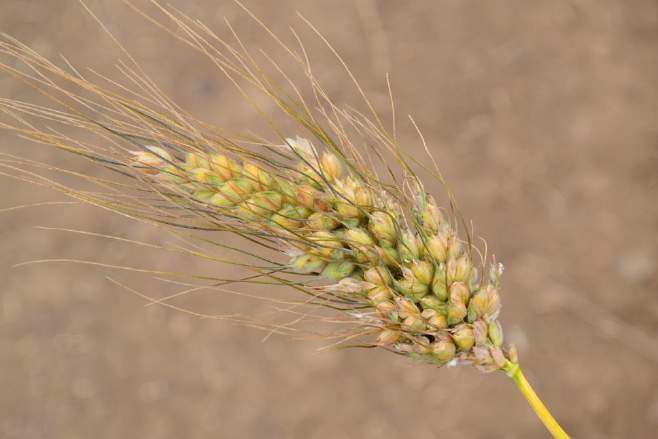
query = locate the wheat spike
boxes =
[0,3,570,437]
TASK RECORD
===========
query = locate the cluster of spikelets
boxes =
[132,137,517,372]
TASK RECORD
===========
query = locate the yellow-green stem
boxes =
[502,362,571,439]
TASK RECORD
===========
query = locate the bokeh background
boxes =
[1,1,657,438]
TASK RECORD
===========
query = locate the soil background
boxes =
[1,1,657,438]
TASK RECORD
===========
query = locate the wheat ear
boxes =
[0,3,570,437]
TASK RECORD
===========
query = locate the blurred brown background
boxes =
[1,1,657,438]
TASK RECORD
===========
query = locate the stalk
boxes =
[502,362,571,439]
